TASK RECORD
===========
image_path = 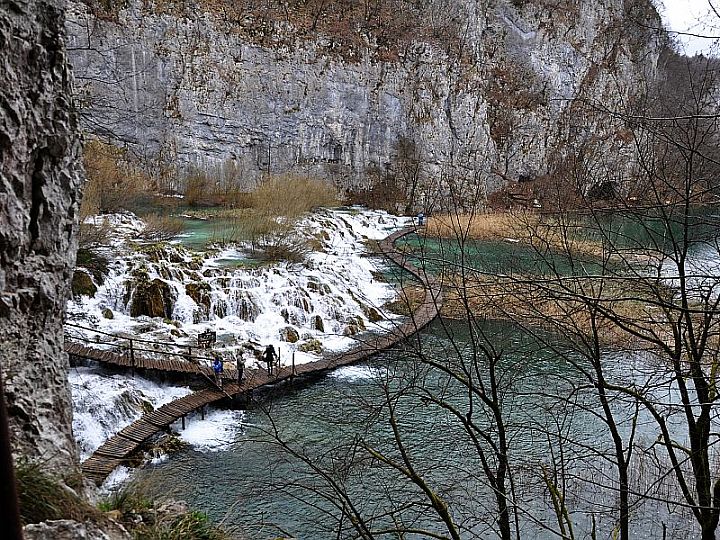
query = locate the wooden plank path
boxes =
[69,227,442,485]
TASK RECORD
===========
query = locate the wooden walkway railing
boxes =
[67,227,442,485]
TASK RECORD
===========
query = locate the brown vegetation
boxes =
[137,214,186,242]
[120,0,468,62]
[251,174,340,218]
[81,139,152,217]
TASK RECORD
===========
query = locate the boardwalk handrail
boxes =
[75,225,443,484]
[65,323,215,366]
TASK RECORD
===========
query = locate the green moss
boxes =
[16,460,97,525]
[298,338,323,354]
[75,248,109,284]
[72,270,98,298]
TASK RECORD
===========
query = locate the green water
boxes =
[398,234,604,276]
[132,318,692,539]
[128,208,716,539]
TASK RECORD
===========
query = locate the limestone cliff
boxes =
[0,0,83,474]
[67,0,666,205]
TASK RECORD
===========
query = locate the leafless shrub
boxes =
[138,214,185,242]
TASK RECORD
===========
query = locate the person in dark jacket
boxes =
[236,355,245,384]
[263,344,278,376]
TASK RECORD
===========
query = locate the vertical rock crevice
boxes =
[0,0,84,478]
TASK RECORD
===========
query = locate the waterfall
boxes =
[67,208,410,366]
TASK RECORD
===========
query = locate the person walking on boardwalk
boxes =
[212,354,224,388]
[236,355,245,385]
[263,344,277,376]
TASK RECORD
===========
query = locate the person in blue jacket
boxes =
[212,355,224,388]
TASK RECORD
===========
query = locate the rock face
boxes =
[23,519,131,540]
[67,0,666,204]
[0,0,83,473]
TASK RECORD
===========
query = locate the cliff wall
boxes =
[67,0,666,206]
[0,0,83,474]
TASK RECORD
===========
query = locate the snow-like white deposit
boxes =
[69,366,192,460]
[67,208,409,366]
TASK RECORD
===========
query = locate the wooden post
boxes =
[292,351,296,377]
[128,339,135,367]
[181,415,186,430]
[0,371,23,540]
[201,406,205,420]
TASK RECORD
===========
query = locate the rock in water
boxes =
[130,278,174,319]
[72,270,97,298]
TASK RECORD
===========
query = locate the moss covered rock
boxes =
[298,338,323,354]
[364,306,383,323]
[279,326,300,343]
[185,282,211,311]
[71,271,97,298]
[129,278,174,319]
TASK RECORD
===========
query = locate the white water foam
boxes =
[69,366,192,460]
[328,365,384,382]
[67,208,410,367]
[174,408,245,452]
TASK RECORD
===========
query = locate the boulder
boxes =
[311,315,325,332]
[298,338,323,354]
[130,278,174,319]
[71,271,97,298]
[280,326,300,343]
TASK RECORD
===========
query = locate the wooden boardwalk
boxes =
[68,227,442,485]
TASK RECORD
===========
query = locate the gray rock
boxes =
[24,519,131,540]
[1,0,83,475]
[65,0,666,206]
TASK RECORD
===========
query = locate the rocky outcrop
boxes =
[128,277,174,318]
[72,270,98,298]
[66,0,667,206]
[0,0,83,474]
[24,519,131,540]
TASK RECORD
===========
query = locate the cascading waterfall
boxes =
[67,208,409,365]
[69,365,192,460]
[66,208,409,477]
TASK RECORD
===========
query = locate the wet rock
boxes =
[311,315,325,332]
[298,338,323,354]
[306,281,331,295]
[185,282,211,311]
[364,306,383,322]
[72,271,97,298]
[343,325,359,336]
[280,326,300,343]
[101,308,114,319]
[130,278,174,319]
[346,315,366,331]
